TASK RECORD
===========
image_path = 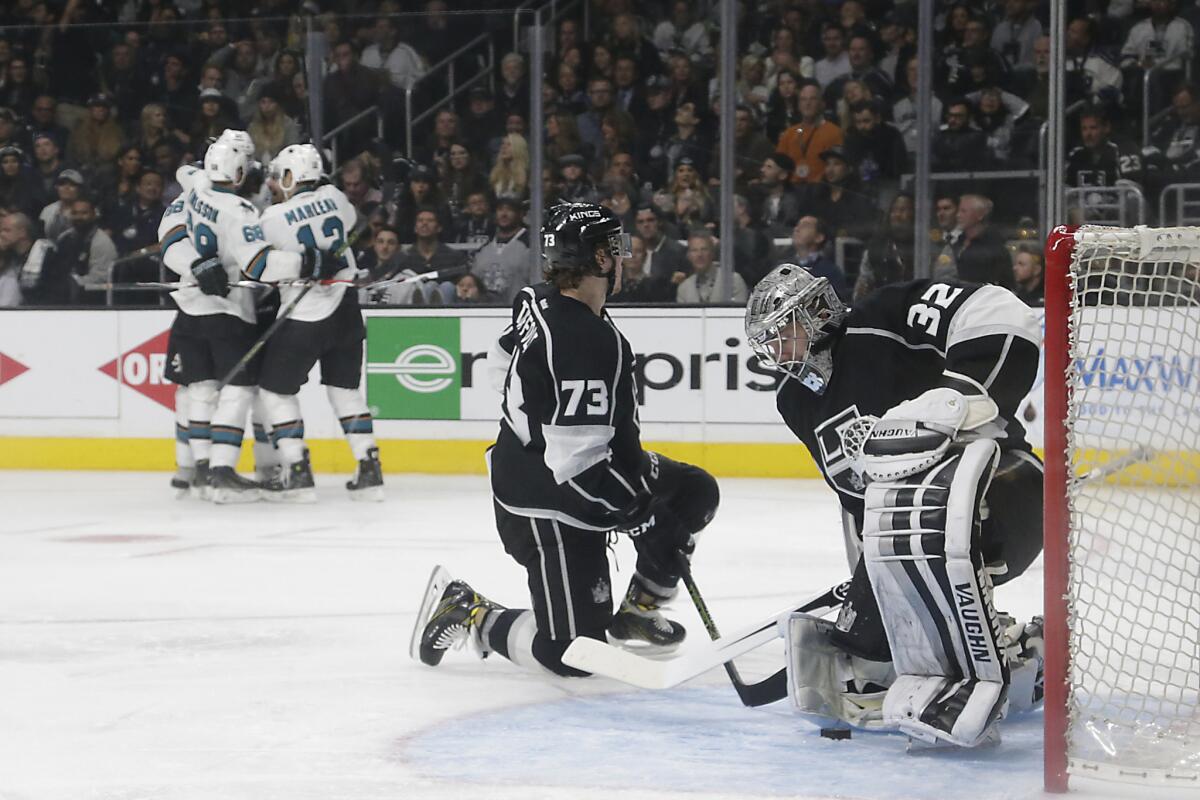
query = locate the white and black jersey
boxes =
[489,282,645,531]
[776,279,1041,525]
[1065,140,1143,188]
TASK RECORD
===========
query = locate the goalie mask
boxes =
[745,263,848,394]
[541,202,632,293]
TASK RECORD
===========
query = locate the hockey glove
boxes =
[861,387,999,482]
[612,491,656,536]
[300,247,345,280]
[191,256,229,297]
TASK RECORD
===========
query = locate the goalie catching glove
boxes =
[860,387,1000,482]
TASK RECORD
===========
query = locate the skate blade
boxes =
[211,488,263,504]
[347,485,385,502]
[409,565,452,662]
[903,725,1001,753]
[190,485,212,501]
[604,633,683,658]
[262,487,317,504]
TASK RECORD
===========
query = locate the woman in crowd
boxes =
[545,109,587,166]
[138,103,188,156]
[440,141,489,218]
[190,90,239,152]
[765,68,802,143]
[489,133,529,200]
[0,56,38,115]
[660,157,713,234]
[247,86,300,162]
[68,95,125,172]
[96,144,144,219]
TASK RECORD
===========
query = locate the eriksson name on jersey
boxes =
[284,198,338,225]
[188,193,219,222]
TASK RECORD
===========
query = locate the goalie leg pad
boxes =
[787,613,894,729]
[862,439,1009,747]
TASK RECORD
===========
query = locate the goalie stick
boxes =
[561,579,848,693]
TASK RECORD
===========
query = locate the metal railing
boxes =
[1065,184,1146,226]
[1158,182,1200,225]
[322,104,384,171]
[1039,101,1087,237]
[404,31,495,158]
[512,0,590,54]
[1143,58,1194,148]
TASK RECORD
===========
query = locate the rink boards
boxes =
[0,305,1192,480]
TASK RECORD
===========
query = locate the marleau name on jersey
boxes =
[284,198,338,226]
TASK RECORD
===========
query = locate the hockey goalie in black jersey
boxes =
[746,264,1045,748]
[411,203,721,677]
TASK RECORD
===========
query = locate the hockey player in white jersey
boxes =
[172,138,331,502]
[255,143,383,501]
[161,130,282,499]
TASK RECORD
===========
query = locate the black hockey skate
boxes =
[412,567,504,666]
[346,446,384,502]
[209,466,262,504]
[171,466,194,497]
[262,453,317,503]
[608,584,686,648]
[190,459,212,501]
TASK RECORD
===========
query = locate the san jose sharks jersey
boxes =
[258,184,359,323]
[775,279,1041,525]
[158,168,256,322]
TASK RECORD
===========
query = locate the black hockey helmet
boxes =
[541,202,631,287]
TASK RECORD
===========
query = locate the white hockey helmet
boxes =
[204,140,248,185]
[216,128,255,157]
[269,143,324,198]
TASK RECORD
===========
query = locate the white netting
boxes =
[1065,225,1200,784]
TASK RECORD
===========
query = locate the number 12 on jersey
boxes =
[296,216,346,253]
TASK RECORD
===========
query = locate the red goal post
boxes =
[1043,225,1200,792]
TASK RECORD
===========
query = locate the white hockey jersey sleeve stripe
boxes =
[542,422,616,484]
[945,286,1040,350]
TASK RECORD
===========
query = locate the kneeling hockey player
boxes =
[745,265,1045,747]
[412,202,721,676]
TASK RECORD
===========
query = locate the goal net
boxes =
[1043,225,1200,791]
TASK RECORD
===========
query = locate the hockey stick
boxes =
[681,561,848,706]
[216,225,368,390]
[85,264,471,293]
[1078,444,1156,482]
[561,580,848,692]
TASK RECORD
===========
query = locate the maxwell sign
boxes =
[98,330,174,410]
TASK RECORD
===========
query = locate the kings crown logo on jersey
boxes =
[365,318,462,420]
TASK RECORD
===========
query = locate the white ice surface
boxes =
[0,471,1182,799]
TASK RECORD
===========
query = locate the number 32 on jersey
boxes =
[906,283,963,336]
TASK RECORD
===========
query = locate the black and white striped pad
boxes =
[861,438,1007,686]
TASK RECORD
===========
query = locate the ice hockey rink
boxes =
[0,470,1172,800]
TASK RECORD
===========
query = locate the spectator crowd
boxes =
[5,0,1200,309]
